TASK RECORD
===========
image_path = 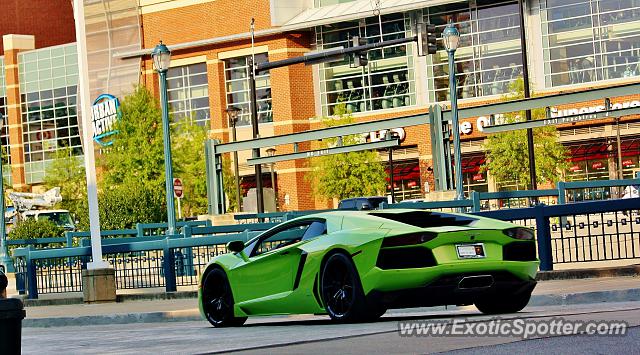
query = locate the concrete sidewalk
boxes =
[16,275,640,328]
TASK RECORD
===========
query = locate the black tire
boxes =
[474,290,532,315]
[320,253,372,323]
[201,268,247,327]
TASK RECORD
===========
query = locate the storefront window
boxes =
[384,159,422,202]
[18,44,81,184]
[224,53,272,126]
[566,142,611,181]
[540,0,640,87]
[166,63,210,126]
[462,155,489,194]
[317,13,416,116]
[426,1,523,102]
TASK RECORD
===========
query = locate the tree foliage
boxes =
[76,184,166,230]
[42,146,87,215]
[307,106,387,201]
[8,219,65,249]
[222,155,240,212]
[482,79,569,188]
[100,86,166,193]
[171,118,209,216]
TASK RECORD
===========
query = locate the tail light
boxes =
[381,232,437,247]
[503,227,534,240]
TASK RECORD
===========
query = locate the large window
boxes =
[0,57,11,183]
[426,1,524,102]
[166,63,210,126]
[541,0,640,87]
[224,53,273,126]
[18,44,81,184]
[317,13,416,116]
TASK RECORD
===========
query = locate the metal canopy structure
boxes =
[206,80,640,215]
[247,139,400,166]
[443,82,640,122]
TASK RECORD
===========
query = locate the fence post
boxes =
[26,247,38,299]
[471,191,481,212]
[557,181,567,226]
[163,239,177,293]
[65,232,73,248]
[136,223,145,237]
[534,204,553,271]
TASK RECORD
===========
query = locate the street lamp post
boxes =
[442,22,464,200]
[152,41,177,236]
[266,148,277,211]
[226,107,243,212]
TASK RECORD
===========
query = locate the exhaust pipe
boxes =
[458,275,494,289]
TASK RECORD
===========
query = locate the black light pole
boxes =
[267,147,277,210]
[226,106,243,212]
[247,56,264,214]
[518,0,538,192]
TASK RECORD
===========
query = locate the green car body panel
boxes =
[198,210,539,319]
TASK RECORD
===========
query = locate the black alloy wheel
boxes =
[320,253,370,323]
[201,268,247,327]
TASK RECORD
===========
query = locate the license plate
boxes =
[456,243,486,259]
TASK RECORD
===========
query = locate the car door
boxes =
[229,221,314,308]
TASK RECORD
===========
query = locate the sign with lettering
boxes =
[92,94,121,147]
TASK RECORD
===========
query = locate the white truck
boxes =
[7,188,76,231]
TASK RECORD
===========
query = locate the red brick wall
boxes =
[0,0,76,55]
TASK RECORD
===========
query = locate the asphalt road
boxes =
[23,301,640,354]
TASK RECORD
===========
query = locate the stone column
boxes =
[2,34,34,191]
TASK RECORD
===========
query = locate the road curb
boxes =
[20,291,198,307]
[536,264,640,280]
[21,288,640,328]
[23,309,203,328]
[529,288,640,306]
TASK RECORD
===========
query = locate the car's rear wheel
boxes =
[321,252,375,323]
[201,268,247,327]
[474,289,532,315]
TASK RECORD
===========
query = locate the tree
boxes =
[42,146,87,215]
[100,86,166,193]
[482,79,569,188]
[222,155,240,212]
[172,118,209,216]
[307,106,387,201]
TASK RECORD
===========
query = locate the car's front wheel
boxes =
[201,268,247,327]
[474,289,532,315]
[321,252,377,323]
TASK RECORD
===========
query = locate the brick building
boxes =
[2,0,640,212]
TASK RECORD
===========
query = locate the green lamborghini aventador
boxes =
[198,209,539,327]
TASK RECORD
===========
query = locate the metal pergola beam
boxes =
[247,139,400,166]
[212,113,429,154]
[482,106,640,134]
[442,82,640,121]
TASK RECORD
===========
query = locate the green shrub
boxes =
[76,184,166,231]
[8,219,65,249]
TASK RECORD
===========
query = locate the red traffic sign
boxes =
[173,178,184,198]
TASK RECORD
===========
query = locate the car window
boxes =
[339,200,356,209]
[369,198,386,209]
[302,221,326,240]
[252,224,310,256]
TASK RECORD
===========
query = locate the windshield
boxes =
[38,212,74,227]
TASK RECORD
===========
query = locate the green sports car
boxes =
[198,209,538,327]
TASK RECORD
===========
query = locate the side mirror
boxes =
[226,240,245,253]
[360,202,372,210]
